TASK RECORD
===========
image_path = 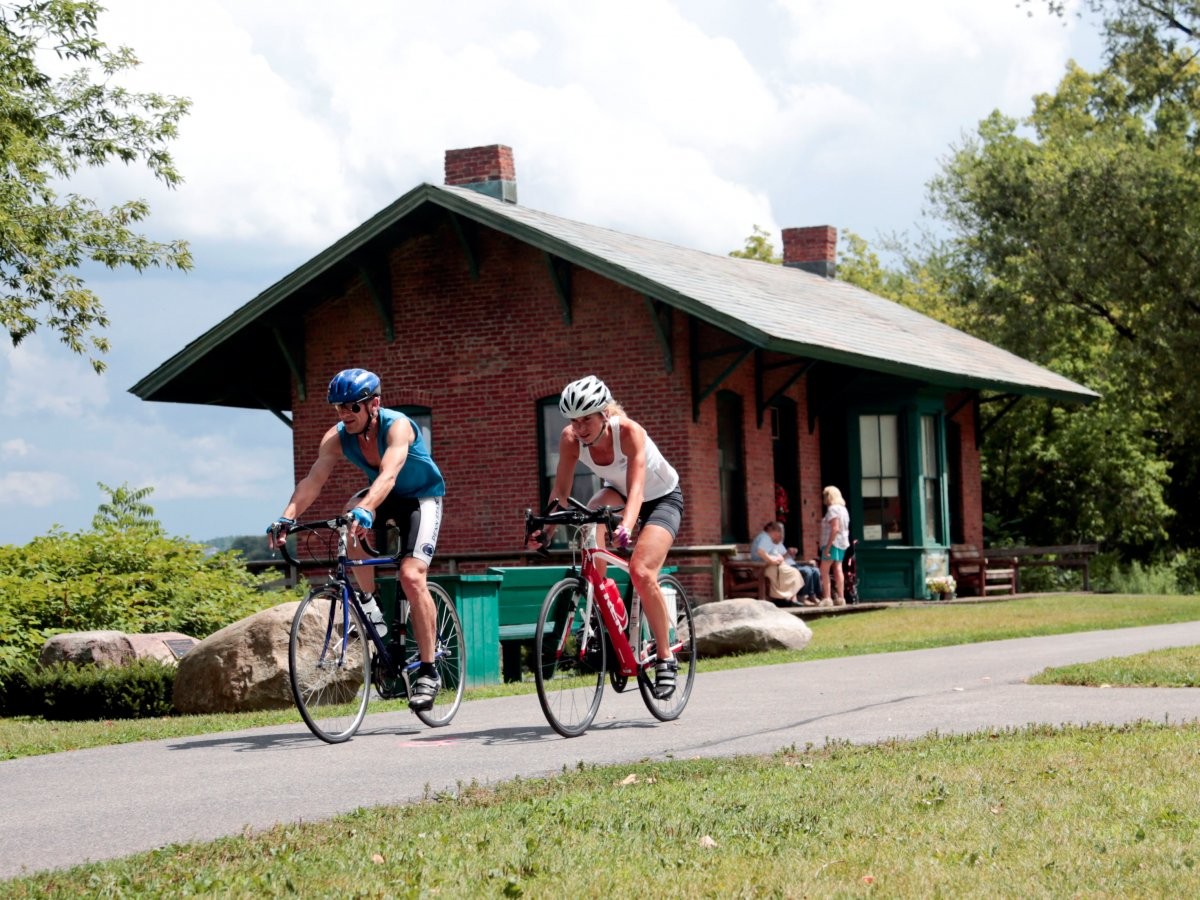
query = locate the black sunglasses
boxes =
[333,400,366,413]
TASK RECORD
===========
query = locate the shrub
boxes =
[0,523,297,673]
[1101,551,1200,595]
[30,659,177,721]
[0,662,37,717]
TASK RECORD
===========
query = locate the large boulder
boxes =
[40,631,134,668]
[172,601,300,714]
[127,632,199,664]
[40,631,200,668]
[691,598,813,657]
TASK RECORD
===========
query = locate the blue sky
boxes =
[0,0,1102,546]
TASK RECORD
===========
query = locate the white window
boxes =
[860,414,903,542]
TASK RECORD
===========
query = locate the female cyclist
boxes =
[540,375,685,699]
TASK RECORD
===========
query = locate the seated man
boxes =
[750,521,823,606]
[748,520,819,606]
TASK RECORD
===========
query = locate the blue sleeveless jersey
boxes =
[337,409,445,498]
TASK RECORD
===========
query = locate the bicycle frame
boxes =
[282,517,419,679]
[573,545,646,677]
[532,504,682,679]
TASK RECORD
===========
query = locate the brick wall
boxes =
[293,220,711,554]
[782,226,837,266]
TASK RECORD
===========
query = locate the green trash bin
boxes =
[430,574,501,687]
[375,574,501,688]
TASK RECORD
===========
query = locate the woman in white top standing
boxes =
[819,485,851,606]
[544,375,685,699]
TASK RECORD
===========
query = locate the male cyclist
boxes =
[267,368,446,712]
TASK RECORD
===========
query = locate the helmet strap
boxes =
[351,404,377,439]
[580,416,609,448]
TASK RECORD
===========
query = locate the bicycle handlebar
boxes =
[275,515,390,568]
[524,497,625,555]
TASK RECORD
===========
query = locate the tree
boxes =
[91,481,159,530]
[0,1,192,372]
[728,225,781,263]
[924,23,1200,550]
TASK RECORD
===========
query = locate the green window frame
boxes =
[920,414,944,544]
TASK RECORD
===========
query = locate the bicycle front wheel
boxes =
[289,586,372,743]
[410,582,466,727]
[534,578,605,738]
[637,574,697,721]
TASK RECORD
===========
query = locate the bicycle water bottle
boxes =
[602,578,627,632]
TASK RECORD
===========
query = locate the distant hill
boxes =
[204,534,276,561]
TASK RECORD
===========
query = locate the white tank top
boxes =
[579,416,679,500]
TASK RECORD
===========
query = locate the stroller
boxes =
[843,539,860,604]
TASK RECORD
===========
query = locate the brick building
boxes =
[133,145,1097,600]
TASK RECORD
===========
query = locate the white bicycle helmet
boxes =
[559,375,612,418]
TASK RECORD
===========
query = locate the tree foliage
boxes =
[923,0,1200,552]
[728,224,781,263]
[91,480,157,530]
[0,0,192,371]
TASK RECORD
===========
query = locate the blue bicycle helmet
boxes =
[327,368,380,405]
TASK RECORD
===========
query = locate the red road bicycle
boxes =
[524,498,697,737]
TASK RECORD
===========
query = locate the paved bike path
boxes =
[4,621,1200,879]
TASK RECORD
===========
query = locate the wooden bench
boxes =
[722,545,769,600]
[950,544,1017,596]
[988,544,1101,592]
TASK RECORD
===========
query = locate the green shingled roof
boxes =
[131,182,1098,410]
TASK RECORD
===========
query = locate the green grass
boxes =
[1031,644,1200,687]
[4,592,1199,760]
[6,722,1200,896]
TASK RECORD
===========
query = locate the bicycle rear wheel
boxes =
[410,582,466,727]
[534,578,605,738]
[289,586,371,743]
[637,574,697,721]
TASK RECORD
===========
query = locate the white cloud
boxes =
[140,433,282,502]
[0,471,78,508]
[1,340,110,419]
[1,438,30,459]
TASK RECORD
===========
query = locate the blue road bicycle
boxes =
[279,515,465,743]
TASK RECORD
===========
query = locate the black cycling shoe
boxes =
[408,673,441,712]
[651,658,678,700]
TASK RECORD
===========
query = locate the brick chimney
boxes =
[782,225,837,278]
[444,144,517,203]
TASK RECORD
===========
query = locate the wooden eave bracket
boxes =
[267,407,293,428]
[979,393,1022,438]
[271,324,306,405]
[448,211,480,281]
[689,318,754,422]
[357,257,395,343]
[946,391,977,421]
[644,295,674,373]
[544,252,572,324]
[755,351,814,427]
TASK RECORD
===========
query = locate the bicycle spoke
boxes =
[289,588,372,742]
[534,579,605,737]
[638,575,696,721]
[411,583,466,727]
